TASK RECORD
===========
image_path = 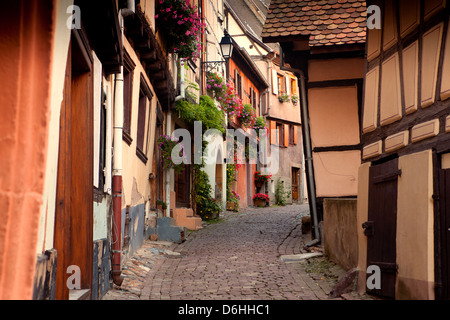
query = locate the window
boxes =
[250,87,257,109]
[277,74,285,95]
[290,78,298,96]
[289,125,295,145]
[276,122,284,146]
[235,69,242,98]
[123,51,135,145]
[136,75,153,163]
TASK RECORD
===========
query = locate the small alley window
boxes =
[290,78,298,96]
[136,76,153,164]
[276,122,284,146]
[235,69,243,99]
[277,74,285,95]
[289,125,295,145]
[123,51,135,145]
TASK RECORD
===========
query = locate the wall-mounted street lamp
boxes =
[202,31,234,72]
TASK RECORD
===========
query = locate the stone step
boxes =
[173,208,202,231]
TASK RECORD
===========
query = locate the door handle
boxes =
[362,221,374,236]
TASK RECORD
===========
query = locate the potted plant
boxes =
[278,93,290,103]
[155,0,204,62]
[226,190,240,212]
[291,95,299,105]
[254,171,272,188]
[156,200,167,212]
[253,193,270,207]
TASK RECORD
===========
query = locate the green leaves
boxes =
[175,95,225,133]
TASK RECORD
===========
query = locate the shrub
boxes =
[157,135,186,173]
[275,178,290,206]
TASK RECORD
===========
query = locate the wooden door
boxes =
[438,168,450,299]
[365,158,399,299]
[54,31,93,300]
[175,165,190,207]
[292,167,300,201]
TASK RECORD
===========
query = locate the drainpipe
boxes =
[111,0,135,287]
[279,48,320,246]
[262,53,276,116]
[175,59,185,102]
[165,110,172,218]
[112,67,124,286]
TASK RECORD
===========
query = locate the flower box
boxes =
[253,193,270,207]
[226,201,238,211]
[253,199,267,207]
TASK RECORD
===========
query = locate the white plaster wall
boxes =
[93,198,108,240]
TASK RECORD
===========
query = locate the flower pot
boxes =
[226,201,237,211]
[254,199,267,207]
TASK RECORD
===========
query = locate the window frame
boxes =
[136,74,153,164]
[122,51,136,145]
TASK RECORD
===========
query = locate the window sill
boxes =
[123,131,133,145]
[136,147,148,164]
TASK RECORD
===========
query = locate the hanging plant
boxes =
[206,72,227,101]
[238,103,256,128]
[219,81,243,118]
[155,0,205,62]
[255,171,272,185]
[252,116,268,136]
[157,135,186,173]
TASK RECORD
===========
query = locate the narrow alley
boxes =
[103,204,373,301]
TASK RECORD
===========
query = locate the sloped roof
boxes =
[261,0,367,46]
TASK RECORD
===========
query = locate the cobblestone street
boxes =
[103,204,373,301]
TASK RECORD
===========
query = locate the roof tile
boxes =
[262,0,366,46]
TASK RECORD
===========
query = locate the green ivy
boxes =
[175,95,225,220]
[275,178,290,206]
[175,95,225,133]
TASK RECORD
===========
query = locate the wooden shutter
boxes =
[293,125,298,145]
[270,120,277,144]
[285,76,290,96]
[272,69,278,95]
[284,124,289,147]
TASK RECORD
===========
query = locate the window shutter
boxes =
[270,120,277,144]
[285,76,290,96]
[284,124,289,147]
[272,69,278,95]
[294,125,298,145]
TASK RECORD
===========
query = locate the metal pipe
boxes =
[111,0,135,286]
[112,67,124,286]
[279,49,320,244]
[165,111,172,218]
[175,59,185,102]
[262,54,276,116]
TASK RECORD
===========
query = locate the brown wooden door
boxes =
[439,168,450,299]
[175,165,190,207]
[292,167,299,201]
[365,158,399,299]
[54,31,93,300]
